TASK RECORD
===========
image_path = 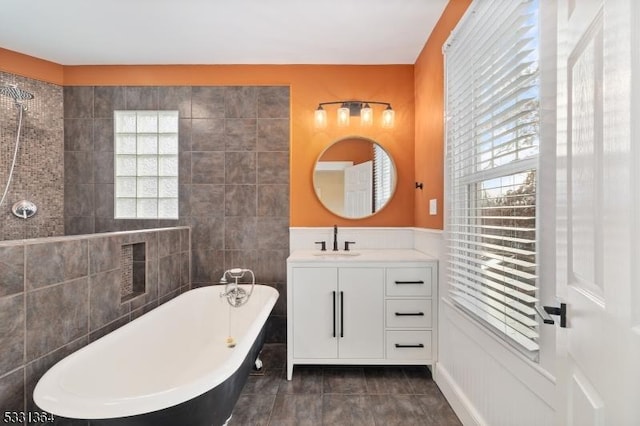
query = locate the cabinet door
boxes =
[338,268,384,359]
[292,267,338,359]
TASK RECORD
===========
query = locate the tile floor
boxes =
[229,344,461,426]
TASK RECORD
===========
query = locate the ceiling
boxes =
[0,0,448,65]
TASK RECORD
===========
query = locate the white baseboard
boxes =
[435,362,486,426]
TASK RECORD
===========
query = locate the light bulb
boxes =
[314,106,327,129]
[337,106,350,127]
[382,106,395,128]
[360,103,373,126]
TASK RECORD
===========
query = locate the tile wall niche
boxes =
[0,227,190,416]
[0,72,64,240]
[63,86,290,343]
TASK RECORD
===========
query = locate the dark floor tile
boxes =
[265,315,286,344]
[268,394,322,426]
[322,394,377,426]
[229,393,276,426]
[364,366,412,395]
[279,366,323,395]
[415,393,463,426]
[323,367,367,394]
[226,341,458,425]
[403,365,439,394]
[259,343,286,370]
[242,368,281,395]
[369,394,430,426]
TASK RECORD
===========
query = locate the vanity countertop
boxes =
[287,249,437,263]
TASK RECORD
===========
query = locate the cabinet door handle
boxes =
[340,291,344,338]
[332,291,336,338]
[394,312,425,316]
[394,280,424,284]
[395,343,425,348]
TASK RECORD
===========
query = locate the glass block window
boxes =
[114,111,179,219]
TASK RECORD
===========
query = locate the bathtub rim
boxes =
[33,284,279,419]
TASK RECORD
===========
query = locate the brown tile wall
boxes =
[0,72,64,240]
[64,85,290,343]
[0,227,190,416]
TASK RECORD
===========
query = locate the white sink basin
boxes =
[312,251,361,257]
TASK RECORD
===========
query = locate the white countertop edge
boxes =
[287,248,438,263]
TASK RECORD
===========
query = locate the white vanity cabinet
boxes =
[287,250,437,380]
[291,267,384,360]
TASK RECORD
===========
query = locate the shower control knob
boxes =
[12,200,37,219]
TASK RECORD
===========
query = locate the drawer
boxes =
[386,330,432,360]
[386,299,432,328]
[386,267,432,297]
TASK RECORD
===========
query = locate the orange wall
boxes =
[1,53,414,227]
[319,137,374,164]
[2,0,470,230]
[413,0,472,229]
[0,48,63,84]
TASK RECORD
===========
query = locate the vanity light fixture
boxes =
[314,100,394,129]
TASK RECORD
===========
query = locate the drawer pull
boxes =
[394,280,424,285]
[394,343,424,348]
[394,312,424,316]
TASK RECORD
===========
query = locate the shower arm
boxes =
[0,105,25,209]
[0,84,35,209]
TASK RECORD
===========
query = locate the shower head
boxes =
[0,84,34,102]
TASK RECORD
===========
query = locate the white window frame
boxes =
[444,0,541,358]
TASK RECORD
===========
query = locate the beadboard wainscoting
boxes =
[290,227,415,252]
[435,300,555,426]
[413,227,555,426]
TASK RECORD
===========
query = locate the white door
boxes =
[556,0,640,424]
[344,160,373,217]
[291,267,338,359]
[338,268,384,359]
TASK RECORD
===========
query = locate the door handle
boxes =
[340,291,344,338]
[535,303,567,328]
[332,291,336,338]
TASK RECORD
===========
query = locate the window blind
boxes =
[373,144,392,211]
[444,0,540,355]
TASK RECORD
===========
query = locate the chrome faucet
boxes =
[219,268,255,307]
[333,224,338,251]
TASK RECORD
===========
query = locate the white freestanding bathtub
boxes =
[34,285,279,425]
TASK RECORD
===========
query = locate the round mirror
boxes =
[313,137,397,219]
